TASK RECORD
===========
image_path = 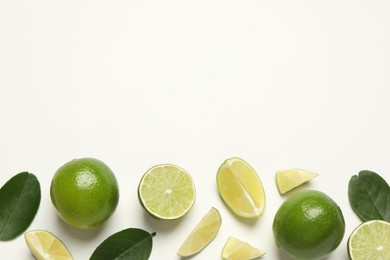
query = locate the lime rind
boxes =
[177,207,222,257]
[348,220,390,260]
[138,164,196,220]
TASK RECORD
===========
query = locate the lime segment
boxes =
[24,230,73,260]
[177,207,221,257]
[222,237,265,260]
[138,164,196,220]
[348,220,390,260]
[276,168,319,194]
[217,157,265,218]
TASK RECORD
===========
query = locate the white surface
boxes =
[1,0,390,259]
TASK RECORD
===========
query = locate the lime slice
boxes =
[138,164,196,220]
[222,237,265,260]
[216,157,265,218]
[275,168,319,195]
[348,220,390,260]
[177,207,222,257]
[24,230,73,260]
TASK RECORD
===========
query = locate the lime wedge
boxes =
[222,237,265,260]
[275,168,319,194]
[216,157,265,218]
[348,220,390,260]
[177,207,222,257]
[138,164,196,220]
[24,230,73,260]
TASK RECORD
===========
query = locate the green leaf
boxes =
[90,228,156,260]
[348,170,390,222]
[0,172,41,241]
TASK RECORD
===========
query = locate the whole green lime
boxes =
[50,158,119,229]
[273,190,345,260]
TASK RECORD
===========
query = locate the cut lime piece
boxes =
[348,220,390,260]
[275,168,318,195]
[222,237,265,260]
[177,207,222,257]
[138,164,196,220]
[24,230,73,260]
[216,157,265,218]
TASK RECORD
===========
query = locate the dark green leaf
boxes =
[348,170,390,222]
[90,228,156,260]
[0,172,41,241]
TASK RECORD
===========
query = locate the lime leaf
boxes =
[348,170,390,222]
[90,228,155,260]
[0,172,41,241]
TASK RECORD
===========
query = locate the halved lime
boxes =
[217,157,265,218]
[24,230,73,260]
[222,237,265,260]
[348,220,390,260]
[275,168,319,195]
[177,207,221,257]
[138,164,196,220]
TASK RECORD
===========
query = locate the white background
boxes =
[1,0,390,259]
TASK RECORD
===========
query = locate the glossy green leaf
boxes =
[348,170,390,222]
[90,228,156,260]
[0,172,41,241]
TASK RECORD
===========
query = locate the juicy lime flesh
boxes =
[348,220,390,260]
[217,157,265,218]
[276,169,318,194]
[222,237,265,260]
[138,164,196,220]
[24,230,73,260]
[50,158,119,229]
[273,190,345,260]
[177,207,221,257]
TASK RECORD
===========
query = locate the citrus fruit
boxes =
[138,164,196,220]
[276,168,319,195]
[24,230,73,260]
[222,237,265,260]
[50,158,119,229]
[273,190,345,260]
[177,207,221,257]
[216,157,265,218]
[348,220,390,260]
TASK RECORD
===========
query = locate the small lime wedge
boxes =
[348,220,390,260]
[275,168,318,194]
[177,207,222,257]
[138,164,196,220]
[222,237,265,260]
[24,230,73,260]
[217,157,265,218]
